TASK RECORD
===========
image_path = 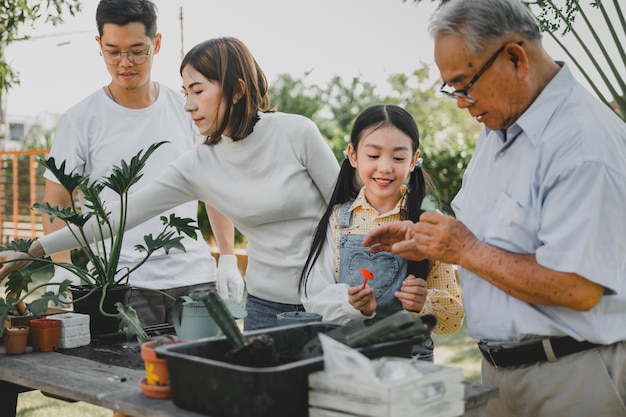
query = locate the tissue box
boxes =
[308,358,464,417]
[47,313,90,349]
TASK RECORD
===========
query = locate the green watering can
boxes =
[172,295,247,341]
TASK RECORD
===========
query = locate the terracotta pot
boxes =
[5,314,33,345]
[30,318,61,352]
[3,326,29,355]
[140,337,180,399]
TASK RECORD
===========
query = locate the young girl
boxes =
[299,104,464,360]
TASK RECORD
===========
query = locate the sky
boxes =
[5,0,440,121]
[3,0,619,125]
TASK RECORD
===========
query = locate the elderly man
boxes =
[363,0,626,416]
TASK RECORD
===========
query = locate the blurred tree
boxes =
[1,0,82,141]
[269,70,323,120]
[268,67,481,215]
[317,75,383,161]
[0,0,82,93]
[383,65,481,214]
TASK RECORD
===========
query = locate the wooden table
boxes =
[0,340,497,417]
[0,346,208,417]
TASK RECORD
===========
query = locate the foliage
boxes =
[317,75,384,161]
[383,66,481,214]
[268,66,480,215]
[22,114,59,149]
[269,71,324,120]
[406,0,625,120]
[0,0,82,93]
[0,239,60,322]
[0,141,199,343]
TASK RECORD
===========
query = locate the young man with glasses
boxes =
[364,0,626,416]
[43,0,244,328]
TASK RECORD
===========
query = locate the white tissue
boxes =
[319,334,425,384]
[319,333,378,381]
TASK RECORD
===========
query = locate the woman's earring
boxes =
[232,99,238,104]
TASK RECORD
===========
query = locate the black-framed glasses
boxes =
[100,45,152,65]
[439,43,510,104]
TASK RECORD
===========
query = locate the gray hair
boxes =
[428,0,542,55]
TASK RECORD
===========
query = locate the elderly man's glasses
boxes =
[100,46,152,65]
[439,43,509,104]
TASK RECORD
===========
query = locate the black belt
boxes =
[478,336,599,368]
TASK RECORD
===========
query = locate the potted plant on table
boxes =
[2,325,29,355]
[0,243,59,343]
[0,141,199,343]
[139,334,182,399]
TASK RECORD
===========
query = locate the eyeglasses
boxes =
[100,46,152,65]
[439,43,509,104]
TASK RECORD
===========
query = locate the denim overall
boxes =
[337,201,407,322]
[336,201,434,360]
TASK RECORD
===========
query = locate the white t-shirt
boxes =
[44,84,216,290]
[41,111,340,304]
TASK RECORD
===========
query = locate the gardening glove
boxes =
[216,254,244,302]
[46,267,80,305]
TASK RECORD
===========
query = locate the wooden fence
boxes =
[0,149,48,245]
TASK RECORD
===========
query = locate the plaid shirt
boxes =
[329,187,464,334]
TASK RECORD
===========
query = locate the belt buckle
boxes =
[479,341,501,369]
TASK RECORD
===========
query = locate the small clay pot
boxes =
[30,318,61,352]
[140,337,182,391]
[3,326,29,355]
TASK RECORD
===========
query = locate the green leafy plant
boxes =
[0,141,199,343]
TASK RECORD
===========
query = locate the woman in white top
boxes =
[0,37,340,331]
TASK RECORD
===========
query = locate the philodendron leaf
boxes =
[36,156,89,195]
[5,269,33,298]
[115,302,149,343]
[0,299,15,328]
[33,202,91,227]
[135,233,186,255]
[103,141,169,195]
[161,214,199,240]
[80,182,110,220]
[28,292,59,316]
[0,238,35,252]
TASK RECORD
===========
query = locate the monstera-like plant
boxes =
[0,141,198,343]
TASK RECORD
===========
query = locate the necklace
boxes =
[106,82,159,105]
[107,85,118,104]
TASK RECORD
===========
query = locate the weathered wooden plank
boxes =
[0,348,143,404]
[0,347,209,417]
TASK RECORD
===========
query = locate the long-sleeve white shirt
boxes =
[39,111,340,304]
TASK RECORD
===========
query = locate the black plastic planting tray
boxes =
[156,322,424,417]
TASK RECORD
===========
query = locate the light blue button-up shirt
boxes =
[452,63,626,344]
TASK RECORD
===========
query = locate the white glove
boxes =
[216,254,245,302]
[46,267,81,304]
